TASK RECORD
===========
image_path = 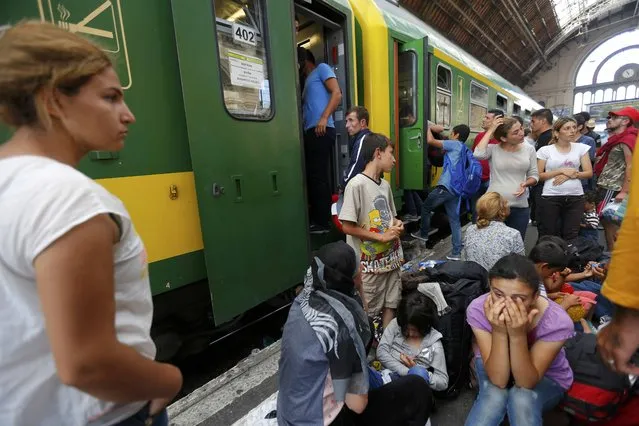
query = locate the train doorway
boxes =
[294,1,354,233]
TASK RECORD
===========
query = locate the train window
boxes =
[469,81,488,130]
[496,94,508,112]
[437,65,451,91]
[513,103,521,115]
[436,65,451,128]
[398,51,418,127]
[213,0,273,120]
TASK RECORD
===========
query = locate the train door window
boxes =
[469,81,488,131]
[513,103,521,115]
[213,0,273,120]
[496,93,508,112]
[398,51,418,127]
[436,65,452,128]
[524,109,531,125]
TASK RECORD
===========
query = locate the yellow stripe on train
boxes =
[96,172,204,263]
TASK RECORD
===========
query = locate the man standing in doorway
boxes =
[470,109,503,222]
[594,106,639,250]
[342,106,371,188]
[299,47,343,234]
[529,108,554,225]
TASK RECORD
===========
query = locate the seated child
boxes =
[528,238,570,297]
[372,292,449,391]
[579,191,599,242]
[465,254,574,426]
[543,270,597,323]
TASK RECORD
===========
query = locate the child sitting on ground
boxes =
[528,238,570,298]
[542,269,597,323]
[371,292,449,391]
[579,191,599,242]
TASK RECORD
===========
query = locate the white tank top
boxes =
[0,156,156,426]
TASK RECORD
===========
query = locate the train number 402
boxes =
[232,23,257,46]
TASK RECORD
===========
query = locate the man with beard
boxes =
[594,106,639,250]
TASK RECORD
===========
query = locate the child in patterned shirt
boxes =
[579,191,599,242]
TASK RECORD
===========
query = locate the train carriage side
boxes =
[1,0,360,358]
[359,0,544,200]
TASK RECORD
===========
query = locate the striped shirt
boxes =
[582,211,599,229]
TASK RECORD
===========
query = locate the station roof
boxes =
[397,0,639,86]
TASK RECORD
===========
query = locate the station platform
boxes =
[167,224,541,426]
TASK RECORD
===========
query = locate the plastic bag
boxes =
[601,198,627,225]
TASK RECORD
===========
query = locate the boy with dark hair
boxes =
[411,124,472,260]
[339,133,404,328]
[528,239,570,297]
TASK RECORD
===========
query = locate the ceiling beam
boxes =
[441,0,524,72]
[500,0,549,65]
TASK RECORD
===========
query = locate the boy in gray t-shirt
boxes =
[339,133,404,328]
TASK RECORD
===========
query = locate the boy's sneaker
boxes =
[410,231,427,242]
[446,255,461,261]
[401,213,420,223]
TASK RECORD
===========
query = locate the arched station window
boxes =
[573,29,639,122]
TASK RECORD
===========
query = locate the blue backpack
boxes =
[443,143,483,212]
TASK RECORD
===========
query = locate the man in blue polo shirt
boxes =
[299,47,343,234]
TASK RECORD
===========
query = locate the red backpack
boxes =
[560,333,632,422]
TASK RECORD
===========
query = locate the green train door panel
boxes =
[171,0,309,324]
[398,37,429,190]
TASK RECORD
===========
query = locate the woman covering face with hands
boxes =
[464,254,574,426]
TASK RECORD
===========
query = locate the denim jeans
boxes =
[504,207,530,241]
[419,186,462,255]
[570,279,615,321]
[578,228,599,243]
[464,358,565,426]
[471,180,490,223]
[114,405,168,426]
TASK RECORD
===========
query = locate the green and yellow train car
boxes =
[1,0,543,358]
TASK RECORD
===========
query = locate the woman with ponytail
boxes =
[462,192,525,271]
[536,117,593,241]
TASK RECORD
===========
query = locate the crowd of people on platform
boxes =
[278,97,639,425]
[2,19,639,426]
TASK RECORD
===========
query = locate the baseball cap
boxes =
[586,118,596,128]
[608,106,639,124]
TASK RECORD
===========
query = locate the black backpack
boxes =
[403,261,489,399]
[560,333,632,422]
[567,236,603,271]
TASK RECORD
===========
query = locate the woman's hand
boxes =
[503,297,538,337]
[553,175,570,186]
[488,116,504,134]
[484,295,507,334]
[400,353,417,368]
[560,168,579,178]
[513,182,527,197]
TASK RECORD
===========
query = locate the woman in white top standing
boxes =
[473,117,539,241]
[0,22,182,426]
[536,117,593,242]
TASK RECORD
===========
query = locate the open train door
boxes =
[171,0,309,324]
[397,36,430,190]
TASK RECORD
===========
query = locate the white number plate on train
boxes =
[232,23,257,46]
